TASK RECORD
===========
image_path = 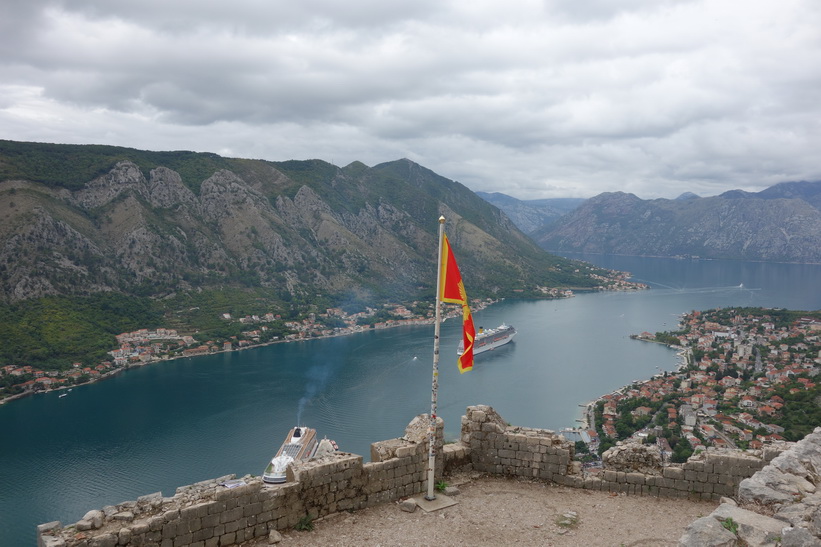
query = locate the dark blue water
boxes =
[2,256,820,545]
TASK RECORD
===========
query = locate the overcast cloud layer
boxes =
[1,0,820,199]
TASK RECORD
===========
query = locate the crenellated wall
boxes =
[460,405,577,481]
[37,405,785,547]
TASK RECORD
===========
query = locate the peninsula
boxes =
[587,307,821,462]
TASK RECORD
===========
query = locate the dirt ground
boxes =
[254,473,716,547]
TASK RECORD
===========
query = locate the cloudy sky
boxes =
[2,0,820,199]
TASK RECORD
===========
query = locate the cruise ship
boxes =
[457,323,516,356]
[262,426,338,484]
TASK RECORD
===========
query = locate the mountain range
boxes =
[484,183,821,263]
[0,140,615,310]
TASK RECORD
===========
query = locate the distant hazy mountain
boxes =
[533,181,821,262]
[0,140,619,305]
[476,192,585,234]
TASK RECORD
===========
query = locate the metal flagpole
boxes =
[426,215,446,500]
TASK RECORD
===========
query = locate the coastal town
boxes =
[580,307,821,465]
[0,297,502,403]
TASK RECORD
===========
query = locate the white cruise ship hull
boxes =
[457,324,516,356]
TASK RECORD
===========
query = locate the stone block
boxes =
[674,479,689,491]
[185,517,202,533]
[243,501,262,518]
[201,513,220,529]
[553,474,570,486]
[686,461,704,472]
[712,483,734,496]
[88,533,118,547]
[625,472,645,485]
[207,500,227,515]
[192,527,212,542]
[693,481,713,494]
[173,532,193,546]
[163,509,181,523]
[498,449,516,459]
[515,450,534,462]
[254,523,269,538]
[224,519,241,534]
[220,507,243,524]
[656,477,674,489]
[663,466,684,480]
[583,477,602,490]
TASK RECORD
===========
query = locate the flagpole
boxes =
[426,215,446,500]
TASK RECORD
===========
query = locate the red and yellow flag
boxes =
[440,234,475,373]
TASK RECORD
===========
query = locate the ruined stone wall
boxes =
[460,405,577,482]
[458,404,779,501]
[38,416,443,547]
[37,406,786,547]
[590,450,769,500]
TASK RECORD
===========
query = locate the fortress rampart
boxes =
[37,405,792,547]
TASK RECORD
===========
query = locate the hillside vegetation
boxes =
[0,140,627,369]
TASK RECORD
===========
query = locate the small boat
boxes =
[58,393,68,398]
[458,324,516,356]
[262,426,337,484]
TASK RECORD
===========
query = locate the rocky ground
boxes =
[253,473,717,547]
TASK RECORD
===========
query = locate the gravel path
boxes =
[255,474,716,547]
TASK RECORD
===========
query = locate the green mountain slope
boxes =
[0,140,617,308]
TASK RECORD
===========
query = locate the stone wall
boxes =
[590,449,770,500]
[37,405,785,547]
[460,405,577,482]
[37,416,444,547]
[459,404,778,500]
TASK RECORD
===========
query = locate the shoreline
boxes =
[0,306,467,407]
[0,291,653,411]
[570,335,688,434]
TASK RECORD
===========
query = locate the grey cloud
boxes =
[1,0,820,200]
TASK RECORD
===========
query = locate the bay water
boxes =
[2,256,821,544]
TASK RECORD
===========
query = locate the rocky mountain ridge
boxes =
[475,192,584,234]
[0,140,609,305]
[533,181,821,262]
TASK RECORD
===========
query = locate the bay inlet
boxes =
[2,256,821,545]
